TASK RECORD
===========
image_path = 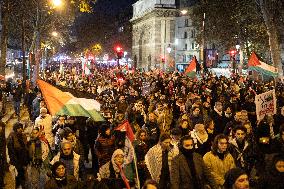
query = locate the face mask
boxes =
[180,147,194,157]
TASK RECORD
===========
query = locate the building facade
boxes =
[131,0,177,71]
[174,7,200,71]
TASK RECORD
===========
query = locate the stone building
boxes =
[131,0,177,71]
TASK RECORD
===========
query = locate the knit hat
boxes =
[224,168,246,189]
[13,122,23,131]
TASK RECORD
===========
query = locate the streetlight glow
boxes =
[181,9,188,15]
[52,0,63,7]
[52,31,58,37]
[236,44,240,50]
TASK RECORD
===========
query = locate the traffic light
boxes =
[115,46,123,59]
[229,50,237,57]
[161,56,165,63]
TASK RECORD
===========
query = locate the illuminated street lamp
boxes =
[52,0,63,7]
[180,9,188,15]
[236,44,240,50]
[51,31,58,37]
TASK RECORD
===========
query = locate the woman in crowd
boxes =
[45,161,82,189]
[97,149,135,189]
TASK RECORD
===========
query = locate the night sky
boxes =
[73,0,137,50]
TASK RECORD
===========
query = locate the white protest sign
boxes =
[255,89,277,121]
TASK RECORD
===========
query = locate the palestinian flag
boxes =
[37,80,104,121]
[115,120,135,142]
[185,56,197,77]
[248,52,278,77]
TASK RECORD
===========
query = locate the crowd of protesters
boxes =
[0,65,284,189]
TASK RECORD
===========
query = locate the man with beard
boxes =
[145,133,179,189]
[144,112,160,148]
[171,135,217,189]
[50,141,86,181]
[7,122,29,189]
[190,107,204,128]
[228,126,256,174]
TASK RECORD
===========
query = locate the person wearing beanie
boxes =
[224,168,249,189]
[7,122,29,189]
[171,135,217,189]
[45,161,81,189]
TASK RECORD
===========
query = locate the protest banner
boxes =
[255,89,277,121]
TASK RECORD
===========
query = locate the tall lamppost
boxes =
[32,0,63,82]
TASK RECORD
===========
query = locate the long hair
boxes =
[211,134,228,155]
[135,128,148,141]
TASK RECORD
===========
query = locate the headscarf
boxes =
[111,149,124,173]
[111,149,130,189]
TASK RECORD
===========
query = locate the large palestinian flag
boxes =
[185,56,197,77]
[37,80,104,121]
[248,52,278,77]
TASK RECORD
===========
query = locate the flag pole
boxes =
[133,150,140,189]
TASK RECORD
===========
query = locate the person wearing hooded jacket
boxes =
[171,135,218,189]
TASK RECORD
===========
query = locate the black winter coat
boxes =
[171,152,218,189]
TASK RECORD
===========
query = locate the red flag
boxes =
[185,56,197,74]
[115,120,135,142]
[248,52,261,67]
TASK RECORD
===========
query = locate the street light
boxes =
[236,44,240,50]
[51,31,58,37]
[51,0,63,8]
[180,9,188,15]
